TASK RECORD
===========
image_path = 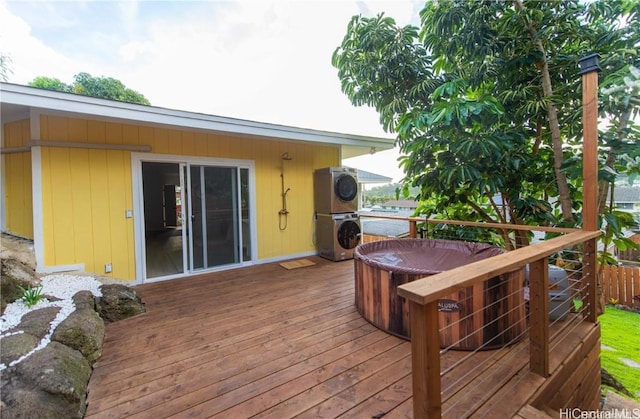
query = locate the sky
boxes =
[0,0,425,183]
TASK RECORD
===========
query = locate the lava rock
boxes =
[73,290,96,311]
[95,284,145,323]
[52,308,105,364]
[0,333,39,366]
[17,306,61,340]
[1,341,91,419]
[0,257,38,314]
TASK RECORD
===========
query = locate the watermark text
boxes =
[560,408,640,419]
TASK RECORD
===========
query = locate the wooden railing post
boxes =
[580,54,601,318]
[409,219,418,238]
[409,300,441,418]
[583,237,598,322]
[529,257,549,377]
[579,53,600,233]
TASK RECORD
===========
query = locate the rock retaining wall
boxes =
[1,278,145,418]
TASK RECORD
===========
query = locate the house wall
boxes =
[37,114,339,280]
[3,119,33,239]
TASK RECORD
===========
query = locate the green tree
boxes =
[71,72,150,105]
[333,0,639,248]
[29,76,72,92]
[28,72,150,105]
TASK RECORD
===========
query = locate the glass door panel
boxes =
[142,162,184,278]
[188,165,244,270]
[204,166,238,267]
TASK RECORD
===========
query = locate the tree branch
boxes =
[514,0,574,222]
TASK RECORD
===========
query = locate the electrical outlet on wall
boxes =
[105,263,112,273]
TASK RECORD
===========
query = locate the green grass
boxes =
[599,306,640,400]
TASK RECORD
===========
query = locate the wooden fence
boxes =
[601,264,640,307]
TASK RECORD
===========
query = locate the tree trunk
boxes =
[514,0,574,222]
[597,109,632,214]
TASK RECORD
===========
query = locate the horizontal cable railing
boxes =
[357,215,600,418]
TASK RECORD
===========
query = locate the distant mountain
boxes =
[365,183,419,198]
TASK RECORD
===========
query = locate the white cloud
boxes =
[1,0,426,174]
[0,2,82,83]
[106,1,396,136]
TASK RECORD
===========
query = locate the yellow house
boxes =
[1,83,393,283]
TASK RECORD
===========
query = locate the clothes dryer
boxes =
[315,212,361,261]
[313,167,359,213]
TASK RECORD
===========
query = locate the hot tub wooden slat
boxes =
[390,273,410,337]
[379,271,390,332]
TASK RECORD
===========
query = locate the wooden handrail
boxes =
[421,218,581,234]
[397,230,600,305]
[359,214,581,234]
[359,213,423,222]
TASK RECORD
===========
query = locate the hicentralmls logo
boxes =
[559,408,640,418]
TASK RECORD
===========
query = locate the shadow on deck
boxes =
[85,256,597,418]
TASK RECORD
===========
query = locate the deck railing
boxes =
[359,215,601,418]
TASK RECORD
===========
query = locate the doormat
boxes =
[279,259,316,270]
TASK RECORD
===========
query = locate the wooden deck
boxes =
[85,256,595,418]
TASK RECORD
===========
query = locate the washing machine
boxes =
[313,167,359,214]
[315,212,361,261]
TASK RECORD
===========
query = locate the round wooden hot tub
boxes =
[354,239,525,350]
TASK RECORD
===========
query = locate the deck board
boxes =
[85,256,591,418]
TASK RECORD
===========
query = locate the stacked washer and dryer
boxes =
[313,167,362,261]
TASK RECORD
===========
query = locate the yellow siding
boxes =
[67,147,94,274]
[3,120,33,238]
[181,131,195,156]
[37,114,339,280]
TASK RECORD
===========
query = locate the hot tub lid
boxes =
[355,238,506,275]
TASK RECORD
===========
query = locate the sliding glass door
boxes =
[141,159,252,280]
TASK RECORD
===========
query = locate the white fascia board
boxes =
[0,83,394,151]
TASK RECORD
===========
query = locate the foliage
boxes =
[594,62,640,262]
[72,72,150,105]
[598,209,639,265]
[333,0,639,251]
[599,306,640,400]
[18,284,44,308]
[572,297,583,311]
[28,72,150,105]
[29,76,72,92]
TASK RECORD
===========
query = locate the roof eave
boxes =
[0,83,394,153]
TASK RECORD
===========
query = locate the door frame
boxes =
[131,152,257,283]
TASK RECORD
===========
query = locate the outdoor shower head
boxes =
[281,152,292,160]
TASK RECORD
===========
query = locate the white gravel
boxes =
[0,274,103,371]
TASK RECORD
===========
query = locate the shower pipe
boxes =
[279,152,292,230]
